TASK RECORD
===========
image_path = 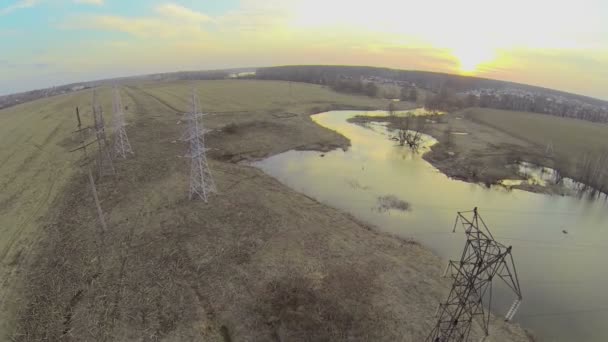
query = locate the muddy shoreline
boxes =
[347,113,603,198]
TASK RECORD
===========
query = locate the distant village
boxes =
[0,84,92,110]
[464,88,608,123]
[361,75,608,123]
[2,71,607,125]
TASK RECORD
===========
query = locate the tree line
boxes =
[255,66,608,123]
[470,92,608,123]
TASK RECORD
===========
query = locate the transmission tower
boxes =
[70,107,107,232]
[182,89,216,202]
[111,87,134,158]
[426,208,522,342]
[545,141,554,156]
[92,90,115,177]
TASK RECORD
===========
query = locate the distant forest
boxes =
[3,65,607,123]
[256,65,608,123]
[256,65,607,107]
[0,70,230,111]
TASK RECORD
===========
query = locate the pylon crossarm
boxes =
[427,208,523,342]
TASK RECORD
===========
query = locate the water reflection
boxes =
[500,161,608,199]
[254,110,608,342]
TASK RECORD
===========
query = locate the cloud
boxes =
[79,15,207,39]
[73,0,104,5]
[155,3,211,23]
[0,61,51,70]
[68,3,215,39]
[0,29,20,37]
[0,0,39,15]
[47,1,608,100]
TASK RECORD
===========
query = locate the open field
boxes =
[462,108,608,190]
[463,107,608,157]
[0,87,123,337]
[347,105,608,196]
[0,80,531,341]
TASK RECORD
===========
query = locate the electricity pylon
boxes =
[92,90,115,177]
[70,106,107,232]
[426,208,522,342]
[545,141,554,156]
[182,89,216,202]
[111,87,134,158]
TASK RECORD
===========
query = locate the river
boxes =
[254,110,608,342]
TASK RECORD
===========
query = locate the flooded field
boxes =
[255,110,608,342]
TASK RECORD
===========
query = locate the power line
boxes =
[409,230,608,250]
[520,307,608,318]
[306,195,608,249]
[408,228,608,250]
[492,235,608,250]
[111,86,134,159]
[414,203,588,217]
[309,191,597,217]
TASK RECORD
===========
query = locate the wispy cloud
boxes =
[155,3,211,23]
[68,3,214,39]
[78,15,207,39]
[0,61,52,70]
[73,0,104,5]
[0,29,21,37]
[4,0,607,99]
[0,0,39,15]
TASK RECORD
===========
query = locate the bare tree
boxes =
[409,88,418,102]
[400,87,409,101]
[396,112,426,150]
[443,124,453,149]
[574,150,608,196]
[388,101,396,117]
[552,157,568,185]
[466,94,478,107]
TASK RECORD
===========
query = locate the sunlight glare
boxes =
[451,46,496,74]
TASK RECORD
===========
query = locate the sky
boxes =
[1,0,607,99]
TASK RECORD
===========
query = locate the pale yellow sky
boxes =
[1,0,607,98]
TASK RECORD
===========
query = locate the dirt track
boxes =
[5,81,532,341]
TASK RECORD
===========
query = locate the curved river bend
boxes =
[254,110,608,342]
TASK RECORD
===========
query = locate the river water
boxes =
[254,110,608,342]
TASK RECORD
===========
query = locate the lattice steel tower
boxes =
[111,87,134,158]
[182,89,216,202]
[92,90,115,177]
[426,208,522,342]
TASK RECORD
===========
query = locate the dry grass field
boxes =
[1,80,530,341]
[0,88,123,337]
[388,106,608,194]
[463,107,608,157]
[462,108,608,190]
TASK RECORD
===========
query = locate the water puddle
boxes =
[499,161,606,198]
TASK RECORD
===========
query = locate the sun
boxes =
[452,47,496,74]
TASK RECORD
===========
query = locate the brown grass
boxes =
[3,81,531,342]
[463,107,608,192]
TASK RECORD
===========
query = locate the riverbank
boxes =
[348,112,592,197]
[3,81,531,341]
